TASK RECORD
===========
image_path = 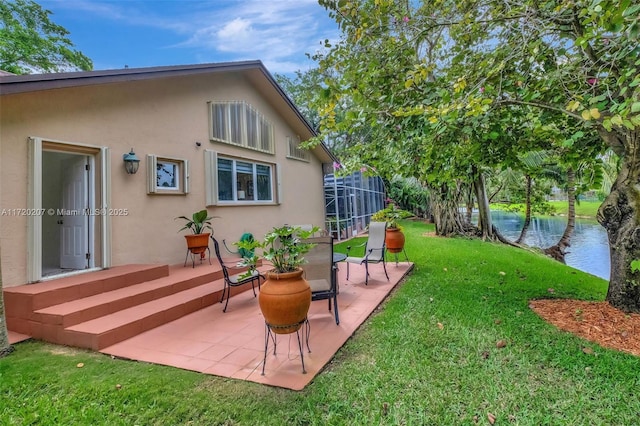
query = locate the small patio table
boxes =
[333,253,347,264]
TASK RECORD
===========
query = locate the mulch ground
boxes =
[530,299,640,357]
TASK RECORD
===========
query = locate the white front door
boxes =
[60,156,89,269]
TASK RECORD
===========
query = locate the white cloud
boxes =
[217,18,254,44]
[40,0,340,75]
[175,0,339,72]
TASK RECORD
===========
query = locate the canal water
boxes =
[486,211,610,280]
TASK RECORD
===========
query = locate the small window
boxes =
[287,135,310,162]
[147,155,189,194]
[156,160,179,190]
[204,150,279,205]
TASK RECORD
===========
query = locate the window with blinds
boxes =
[209,101,275,154]
[286,135,310,162]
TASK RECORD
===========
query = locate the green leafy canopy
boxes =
[0,0,92,74]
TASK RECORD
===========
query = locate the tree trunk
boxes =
[515,175,532,244]
[545,167,576,263]
[598,130,640,313]
[473,171,494,240]
[0,244,14,358]
[464,184,474,224]
[429,182,466,236]
[465,197,473,224]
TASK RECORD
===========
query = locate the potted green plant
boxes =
[371,203,405,253]
[176,209,216,258]
[237,225,319,334]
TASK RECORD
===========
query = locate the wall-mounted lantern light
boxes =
[123,149,140,174]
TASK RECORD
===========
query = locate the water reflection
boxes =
[485,211,610,280]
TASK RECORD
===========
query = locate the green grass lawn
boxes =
[1,220,636,425]
[492,200,602,219]
[548,200,602,218]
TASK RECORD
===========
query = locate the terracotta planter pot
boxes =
[184,233,210,256]
[385,228,405,253]
[259,269,311,334]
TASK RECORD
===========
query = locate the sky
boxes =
[38,0,341,76]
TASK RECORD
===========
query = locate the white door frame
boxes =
[27,137,111,282]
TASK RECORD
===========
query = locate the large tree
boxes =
[0,0,92,74]
[316,1,640,311]
[313,0,565,239]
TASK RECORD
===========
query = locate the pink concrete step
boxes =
[54,266,267,350]
[6,261,267,350]
[33,266,227,328]
[4,264,170,320]
[59,279,228,350]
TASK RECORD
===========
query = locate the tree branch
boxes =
[496,98,584,121]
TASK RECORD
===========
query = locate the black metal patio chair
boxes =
[212,236,264,312]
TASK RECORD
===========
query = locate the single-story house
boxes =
[0,60,335,288]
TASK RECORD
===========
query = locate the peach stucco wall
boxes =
[0,72,327,287]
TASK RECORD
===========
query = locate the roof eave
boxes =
[0,60,265,95]
[0,60,338,163]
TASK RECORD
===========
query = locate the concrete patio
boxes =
[8,260,413,391]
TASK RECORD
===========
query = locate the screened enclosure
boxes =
[324,170,386,241]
